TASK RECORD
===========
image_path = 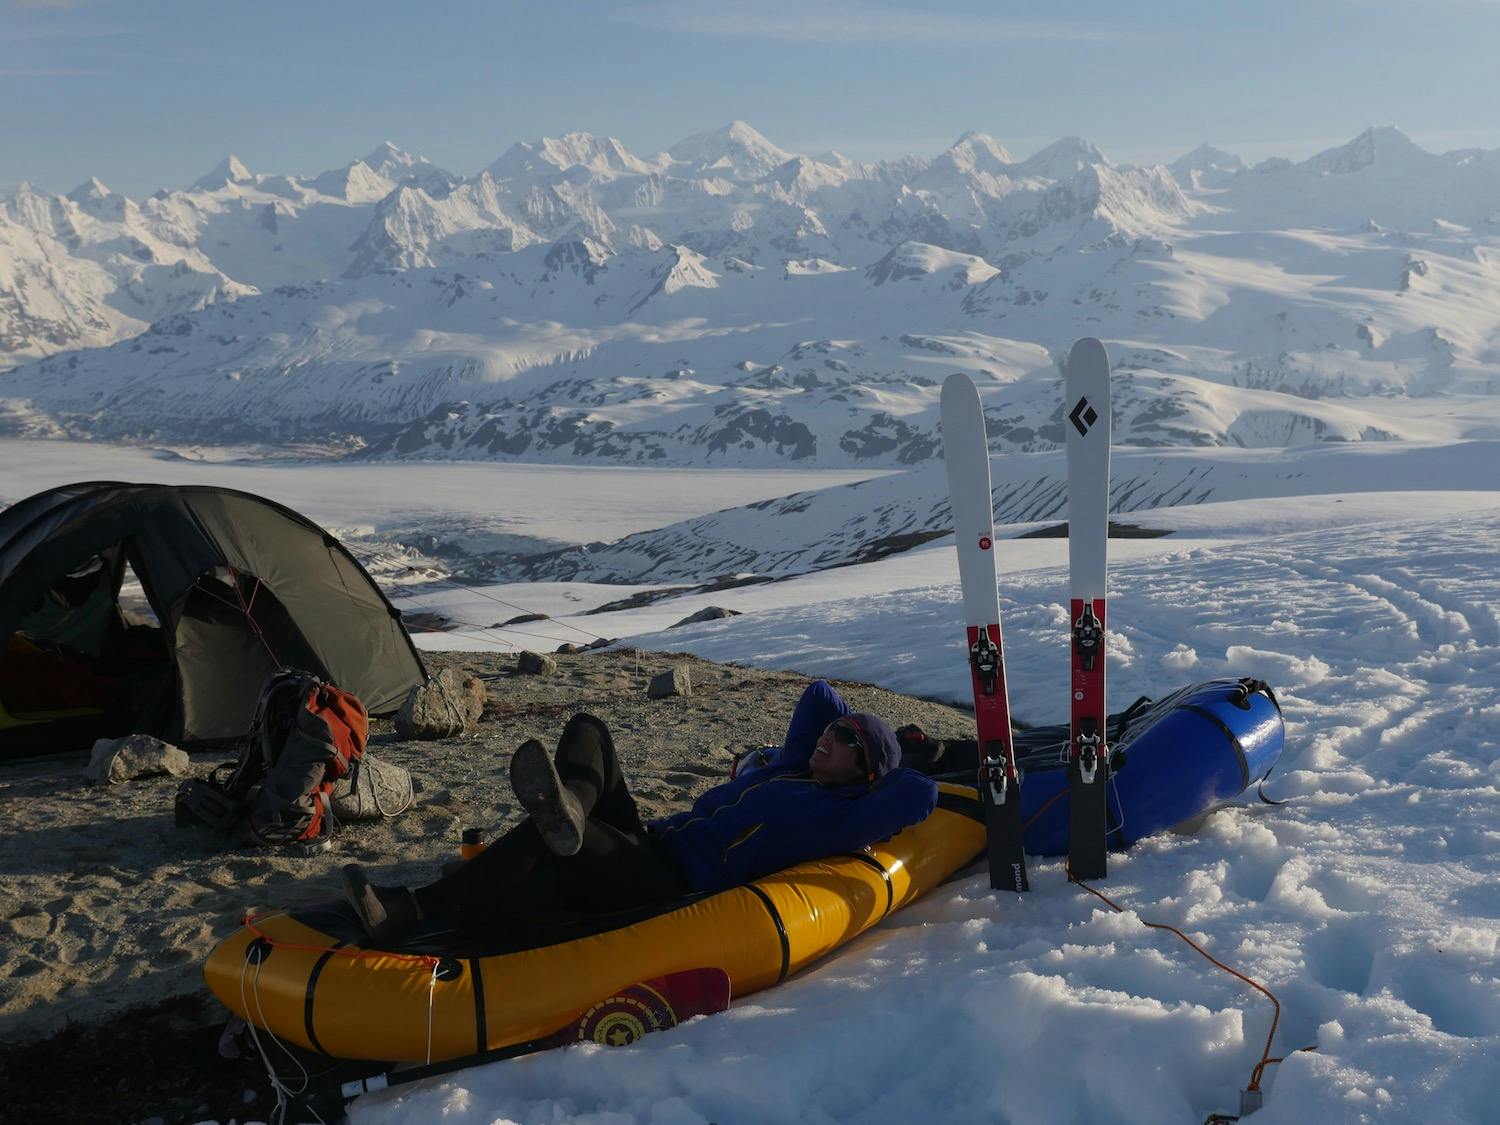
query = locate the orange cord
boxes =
[242,910,441,969]
[1066,867,1316,1095]
[1022,788,1067,832]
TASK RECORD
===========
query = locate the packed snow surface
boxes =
[369,487,1500,1125]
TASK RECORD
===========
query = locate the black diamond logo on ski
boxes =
[1069,397,1098,437]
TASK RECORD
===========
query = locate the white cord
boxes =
[425,960,442,1065]
[1108,770,1126,843]
[239,946,329,1125]
[434,670,466,732]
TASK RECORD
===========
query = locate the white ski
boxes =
[941,372,1028,893]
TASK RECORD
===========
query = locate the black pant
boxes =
[414,713,689,935]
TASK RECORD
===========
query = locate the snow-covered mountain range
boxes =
[2,123,1498,462]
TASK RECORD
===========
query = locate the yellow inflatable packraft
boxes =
[204,782,984,1062]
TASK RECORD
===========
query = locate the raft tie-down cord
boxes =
[240,953,329,1125]
[1065,869,1316,1119]
[1255,764,1290,806]
[1017,772,1124,843]
[242,910,442,969]
[426,959,441,1065]
[237,912,449,1112]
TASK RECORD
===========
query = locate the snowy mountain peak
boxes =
[626,244,720,313]
[669,121,793,179]
[66,176,113,203]
[1170,143,1245,176]
[360,141,427,176]
[866,240,1000,287]
[1016,136,1109,179]
[193,155,253,191]
[1169,144,1247,190]
[488,132,655,182]
[765,154,851,195]
[1303,126,1429,175]
[658,244,719,290]
[310,159,397,204]
[543,236,613,278]
[941,131,1016,174]
[817,150,859,170]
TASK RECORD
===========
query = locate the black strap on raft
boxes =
[1227,678,1289,805]
[1112,694,1155,744]
[1229,677,1279,714]
[1256,766,1288,806]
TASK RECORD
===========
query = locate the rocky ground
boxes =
[0,648,974,1124]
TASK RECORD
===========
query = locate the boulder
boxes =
[647,666,692,700]
[84,734,191,786]
[520,650,561,673]
[395,668,487,739]
[671,606,741,628]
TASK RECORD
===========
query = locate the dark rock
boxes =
[671,606,741,628]
[647,667,692,699]
[501,612,550,626]
[520,650,561,673]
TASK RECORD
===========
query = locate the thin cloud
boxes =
[613,1,1135,46]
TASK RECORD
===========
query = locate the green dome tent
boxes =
[0,481,427,758]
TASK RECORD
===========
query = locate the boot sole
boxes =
[510,739,586,857]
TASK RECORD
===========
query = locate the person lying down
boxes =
[341,680,939,946]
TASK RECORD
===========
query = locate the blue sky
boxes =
[5,0,1499,197]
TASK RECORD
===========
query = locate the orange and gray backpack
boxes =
[176,668,368,854]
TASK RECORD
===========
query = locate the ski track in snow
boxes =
[350,506,1500,1124]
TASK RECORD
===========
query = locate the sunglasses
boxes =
[829,721,864,751]
[829,720,874,778]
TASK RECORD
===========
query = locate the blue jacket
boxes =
[650,681,938,893]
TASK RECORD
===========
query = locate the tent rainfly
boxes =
[0,481,427,758]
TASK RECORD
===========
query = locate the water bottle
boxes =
[460,827,486,860]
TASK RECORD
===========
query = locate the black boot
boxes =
[341,863,422,947]
[510,739,586,857]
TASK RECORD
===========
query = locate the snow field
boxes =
[350,495,1500,1123]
